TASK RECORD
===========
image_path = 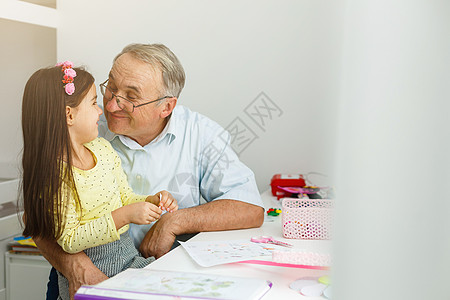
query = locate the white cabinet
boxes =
[0,180,23,300]
[5,252,52,300]
[0,237,20,300]
[1,180,52,300]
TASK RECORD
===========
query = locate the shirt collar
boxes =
[152,113,176,145]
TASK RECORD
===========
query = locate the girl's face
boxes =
[68,84,103,145]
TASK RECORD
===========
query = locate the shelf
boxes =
[0,0,57,28]
[0,179,19,207]
[19,0,56,9]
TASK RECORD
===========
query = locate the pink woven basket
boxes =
[282,198,333,240]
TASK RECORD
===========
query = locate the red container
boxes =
[270,174,306,199]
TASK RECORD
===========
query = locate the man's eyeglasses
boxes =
[99,79,172,113]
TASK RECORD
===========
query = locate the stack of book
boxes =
[9,236,41,255]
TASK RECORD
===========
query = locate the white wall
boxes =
[0,1,57,179]
[333,1,450,299]
[57,0,344,191]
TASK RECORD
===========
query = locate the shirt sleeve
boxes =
[111,146,148,206]
[198,123,264,208]
[56,184,120,254]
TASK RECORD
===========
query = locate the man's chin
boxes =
[107,119,129,136]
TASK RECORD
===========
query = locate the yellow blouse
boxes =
[57,137,147,254]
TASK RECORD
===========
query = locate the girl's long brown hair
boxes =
[21,66,94,240]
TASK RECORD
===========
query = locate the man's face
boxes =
[103,53,168,145]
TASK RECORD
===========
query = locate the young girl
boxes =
[21,61,178,300]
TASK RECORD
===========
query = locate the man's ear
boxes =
[66,106,75,126]
[160,97,177,118]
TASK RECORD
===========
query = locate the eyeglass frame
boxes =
[99,79,173,113]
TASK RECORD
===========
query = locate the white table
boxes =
[146,191,332,299]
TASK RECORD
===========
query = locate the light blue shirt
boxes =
[99,105,263,247]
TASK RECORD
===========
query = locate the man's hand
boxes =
[67,257,108,299]
[138,200,264,259]
[139,212,178,258]
[33,237,108,300]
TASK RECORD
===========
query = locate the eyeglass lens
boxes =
[101,84,134,113]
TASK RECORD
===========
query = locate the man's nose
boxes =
[104,95,121,112]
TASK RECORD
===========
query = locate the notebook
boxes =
[74,268,272,300]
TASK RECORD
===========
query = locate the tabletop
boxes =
[145,190,332,299]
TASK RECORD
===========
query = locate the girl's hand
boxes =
[155,190,178,212]
[126,202,162,225]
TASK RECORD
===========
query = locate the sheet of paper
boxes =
[179,239,276,267]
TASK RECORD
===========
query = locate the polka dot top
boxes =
[57,137,148,254]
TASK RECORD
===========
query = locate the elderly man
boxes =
[37,43,264,299]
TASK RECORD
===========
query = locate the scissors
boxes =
[251,236,293,248]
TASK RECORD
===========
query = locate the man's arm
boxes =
[34,238,108,299]
[139,199,264,258]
